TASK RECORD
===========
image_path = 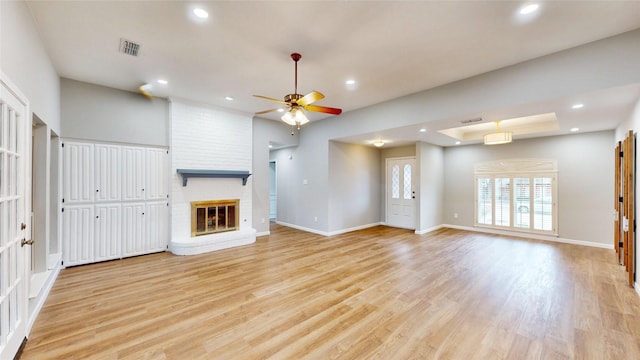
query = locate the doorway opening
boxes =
[269,161,277,221]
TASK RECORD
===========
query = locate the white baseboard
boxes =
[274,221,613,249]
[635,282,640,298]
[275,221,382,237]
[275,221,330,236]
[326,222,382,236]
[442,224,614,249]
[28,259,62,334]
[415,224,444,235]
[256,230,270,237]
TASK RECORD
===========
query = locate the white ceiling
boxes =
[25,1,640,147]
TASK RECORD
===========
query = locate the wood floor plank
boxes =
[20,224,640,359]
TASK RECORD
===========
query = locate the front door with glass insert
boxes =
[386,157,415,229]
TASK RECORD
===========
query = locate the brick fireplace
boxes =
[169,99,256,255]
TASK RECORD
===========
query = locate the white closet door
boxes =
[94,144,121,202]
[145,148,168,201]
[62,142,94,204]
[145,201,168,253]
[62,205,94,266]
[122,202,145,257]
[122,146,145,201]
[94,204,121,262]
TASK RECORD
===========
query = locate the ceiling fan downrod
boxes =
[291,52,302,96]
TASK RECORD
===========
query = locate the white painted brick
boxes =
[170,100,254,252]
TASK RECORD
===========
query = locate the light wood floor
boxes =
[21,224,640,359]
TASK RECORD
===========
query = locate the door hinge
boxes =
[62,208,64,212]
[62,143,64,148]
[619,241,624,248]
[619,196,624,203]
[62,198,65,203]
[620,151,624,157]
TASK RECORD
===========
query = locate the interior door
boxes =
[615,131,635,287]
[386,157,416,229]
[0,75,30,358]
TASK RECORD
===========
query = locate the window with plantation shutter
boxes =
[477,177,492,225]
[474,159,557,236]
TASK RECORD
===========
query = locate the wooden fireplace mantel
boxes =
[176,169,252,186]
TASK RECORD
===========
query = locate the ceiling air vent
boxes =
[460,117,483,124]
[119,38,140,56]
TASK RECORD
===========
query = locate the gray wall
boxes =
[61,78,169,146]
[328,141,381,232]
[253,117,299,234]
[1,0,60,133]
[443,131,614,245]
[417,142,444,232]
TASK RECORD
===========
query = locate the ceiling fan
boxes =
[254,53,342,128]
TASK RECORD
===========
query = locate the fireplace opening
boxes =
[191,199,239,237]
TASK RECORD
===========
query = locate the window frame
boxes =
[473,159,558,236]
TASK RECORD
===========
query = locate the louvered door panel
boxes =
[94,204,121,262]
[122,202,146,257]
[94,144,121,202]
[122,146,146,201]
[62,142,94,204]
[145,148,168,200]
[62,205,94,266]
[145,201,168,253]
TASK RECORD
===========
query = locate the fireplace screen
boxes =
[191,199,239,237]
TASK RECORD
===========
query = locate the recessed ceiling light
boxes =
[268,144,273,149]
[277,108,284,112]
[225,96,234,101]
[519,4,539,15]
[193,8,209,19]
[570,127,580,132]
[345,80,356,85]
[419,128,427,133]
[572,103,584,109]
[157,79,168,85]
[455,141,461,145]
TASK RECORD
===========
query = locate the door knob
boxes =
[21,238,34,247]
[21,223,26,230]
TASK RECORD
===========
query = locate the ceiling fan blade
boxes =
[255,108,281,115]
[139,84,153,99]
[297,91,324,106]
[253,95,287,104]
[304,104,342,115]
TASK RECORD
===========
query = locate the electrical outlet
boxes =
[453,213,458,219]
[314,216,318,222]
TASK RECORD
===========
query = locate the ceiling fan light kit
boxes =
[281,108,309,126]
[254,53,342,130]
